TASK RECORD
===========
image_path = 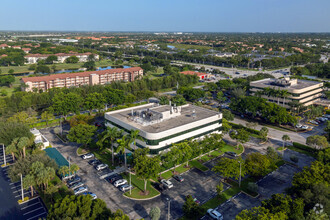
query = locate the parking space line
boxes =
[23,207,44,215]
[15,191,31,198]
[9,181,19,185]
[26,211,47,220]
[21,201,41,210]
[18,196,40,205]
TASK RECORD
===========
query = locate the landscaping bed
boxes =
[122,173,160,199]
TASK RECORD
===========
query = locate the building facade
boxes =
[21,67,143,92]
[104,103,222,154]
[250,77,324,108]
[24,52,99,64]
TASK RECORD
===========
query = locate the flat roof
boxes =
[107,104,220,133]
[250,78,322,90]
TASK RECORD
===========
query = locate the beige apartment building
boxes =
[250,77,324,108]
[21,67,143,92]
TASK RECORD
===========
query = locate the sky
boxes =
[0,0,329,32]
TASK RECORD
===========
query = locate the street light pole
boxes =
[129,168,132,195]
[67,156,71,176]
[167,198,171,220]
[20,173,24,201]
[2,144,6,166]
[238,161,242,188]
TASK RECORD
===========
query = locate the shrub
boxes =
[149,206,161,220]
[230,123,261,135]
[290,155,299,163]
[247,182,258,193]
[292,142,316,153]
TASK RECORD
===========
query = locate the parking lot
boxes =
[0,150,47,220]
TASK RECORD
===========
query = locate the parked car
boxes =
[74,186,88,195]
[173,175,184,182]
[82,192,97,200]
[95,122,102,127]
[191,195,200,205]
[109,176,122,184]
[119,184,133,192]
[114,179,128,187]
[295,124,302,128]
[309,120,319,125]
[207,209,223,220]
[88,159,101,165]
[70,182,84,190]
[82,153,94,159]
[161,179,173,189]
[95,164,108,171]
[67,176,81,186]
[152,182,166,193]
[225,151,237,157]
[301,125,309,130]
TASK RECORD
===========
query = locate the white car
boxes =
[161,179,173,189]
[114,179,128,187]
[301,125,309,130]
[207,209,223,220]
[95,164,108,171]
[82,192,97,200]
[74,186,88,195]
[69,182,84,190]
[119,184,133,192]
[295,124,302,128]
[82,153,94,159]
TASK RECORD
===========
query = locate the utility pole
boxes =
[167,198,171,220]
[2,144,6,166]
[238,161,242,188]
[20,173,24,201]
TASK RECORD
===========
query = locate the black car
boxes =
[152,182,166,193]
[173,175,184,182]
[225,151,237,157]
[109,176,122,184]
[67,176,81,186]
[88,159,101,165]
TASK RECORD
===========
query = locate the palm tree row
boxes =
[257,87,290,107]
[6,137,31,162]
[58,164,80,178]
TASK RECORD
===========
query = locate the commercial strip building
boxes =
[21,67,143,92]
[104,103,222,154]
[180,71,211,80]
[24,52,99,64]
[250,77,324,108]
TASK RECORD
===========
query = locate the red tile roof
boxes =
[24,52,93,58]
[22,48,31,51]
[22,67,143,83]
[0,44,9,47]
[180,71,208,77]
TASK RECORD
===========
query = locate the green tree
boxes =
[45,55,58,64]
[83,61,96,70]
[97,126,122,164]
[67,124,97,147]
[52,92,83,118]
[183,195,203,219]
[235,207,287,220]
[306,135,328,150]
[69,164,80,176]
[41,111,54,126]
[245,152,271,177]
[23,174,35,197]
[282,134,290,148]
[35,65,51,73]
[149,206,161,220]
[216,181,224,196]
[84,92,106,114]
[260,127,269,141]
[65,56,79,63]
[133,148,160,192]
[212,157,246,181]
[6,143,17,162]
[116,135,131,168]
[8,69,14,74]
[230,129,249,149]
[222,109,234,121]
[58,166,70,177]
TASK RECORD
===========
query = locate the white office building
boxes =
[104,103,222,154]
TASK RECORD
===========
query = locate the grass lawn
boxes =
[219,144,244,154]
[159,164,190,180]
[287,146,317,158]
[202,186,241,210]
[93,149,116,170]
[226,178,258,197]
[189,160,209,172]
[122,173,160,199]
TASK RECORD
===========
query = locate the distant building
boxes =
[0,44,9,49]
[214,52,236,58]
[21,67,143,92]
[250,77,323,108]
[12,46,21,49]
[104,103,222,154]
[24,52,99,64]
[22,48,31,53]
[180,71,211,80]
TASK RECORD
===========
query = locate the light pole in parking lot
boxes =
[238,161,242,188]
[19,173,23,201]
[2,143,6,166]
[166,198,171,220]
[67,156,71,176]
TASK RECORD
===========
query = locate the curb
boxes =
[123,192,161,201]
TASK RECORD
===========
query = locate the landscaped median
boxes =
[122,172,160,200]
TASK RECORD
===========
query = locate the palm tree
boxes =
[6,144,17,162]
[69,164,79,176]
[129,129,142,150]
[17,137,30,158]
[97,127,122,165]
[282,135,290,148]
[58,166,70,178]
[280,90,289,107]
[45,167,55,189]
[116,135,131,169]
[23,174,35,197]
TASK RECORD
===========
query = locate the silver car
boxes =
[74,186,88,195]
[70,182,84,190]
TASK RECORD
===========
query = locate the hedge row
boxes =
[230,123,261,135]
[292,142,317,153]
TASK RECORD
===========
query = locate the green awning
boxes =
[44,148,69,167]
